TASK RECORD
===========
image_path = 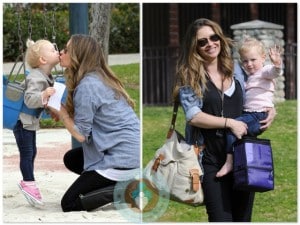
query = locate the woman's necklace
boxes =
[206,72,226,138]
[206,72,225,117]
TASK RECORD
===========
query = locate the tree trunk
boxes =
[89,3,112,63]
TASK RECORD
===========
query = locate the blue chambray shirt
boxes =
[73,73,140,171]
[179,62,246,146]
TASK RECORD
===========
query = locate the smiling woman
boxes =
[172,18,276,222]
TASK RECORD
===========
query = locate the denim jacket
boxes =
[179,62,247,146]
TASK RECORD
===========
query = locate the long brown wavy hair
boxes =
[64,34,135,117]
[173,18,234,101]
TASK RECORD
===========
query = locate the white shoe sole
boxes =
[18,183,44,207]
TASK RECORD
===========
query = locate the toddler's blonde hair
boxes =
[238,37,266,59]
[25,39,52,68]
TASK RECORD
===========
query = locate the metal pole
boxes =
[69,3,89,35]
[69,3,89,148]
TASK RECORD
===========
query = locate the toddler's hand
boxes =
[269,45,283,67]
[42,87,56,101]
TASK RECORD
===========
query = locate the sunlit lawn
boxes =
[143,100,297,222]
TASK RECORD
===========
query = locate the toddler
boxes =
[13,39,59,206]
[216,37,283,177]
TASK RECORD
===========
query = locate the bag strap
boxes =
[190,169,200,191]
[166,101,204,156]
[167,101,179,138]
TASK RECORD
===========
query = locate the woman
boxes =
[49,34,140,212]
[173,18,275,221]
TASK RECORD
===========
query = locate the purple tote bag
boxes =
[233,138,274,192]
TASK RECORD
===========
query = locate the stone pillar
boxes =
[231,20,285,103]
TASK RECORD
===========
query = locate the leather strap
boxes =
[151,154,165,172]
[190,168,200,192]
[167,101,179,138]
[168,101,205,152]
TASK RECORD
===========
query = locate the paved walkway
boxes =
[3,128,72,170]
[2,53,140,75]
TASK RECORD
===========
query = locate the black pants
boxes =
[61,147,116,212]
[202,164,255,222]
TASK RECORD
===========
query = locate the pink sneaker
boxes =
[18,181,44,206]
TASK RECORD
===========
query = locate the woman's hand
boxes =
[48,110,60,122]
[227,118,248,139]
[260,107,276,130]
[47,104,83,142]
[47,104,69,122]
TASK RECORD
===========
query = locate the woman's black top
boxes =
[201,78,243,167]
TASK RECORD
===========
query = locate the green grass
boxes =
[40,63,140,128]
[143,100,297,222]
[110,63,140,116]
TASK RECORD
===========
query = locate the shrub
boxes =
[110,3,139,54]
[3,4,69,62]
[3,3,139,62]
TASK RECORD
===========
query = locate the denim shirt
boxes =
[179,62,246,146]
[73,73,140,171]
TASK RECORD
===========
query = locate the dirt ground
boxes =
[2,128,131,223]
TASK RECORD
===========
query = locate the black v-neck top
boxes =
[201,78,243,166]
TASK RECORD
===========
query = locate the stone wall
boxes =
[231,20,285,103]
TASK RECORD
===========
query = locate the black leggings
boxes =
[202,164,255,222]
[61,147,116,212]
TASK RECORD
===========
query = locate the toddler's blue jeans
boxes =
[226,111,267,153]
[13,120,37,181]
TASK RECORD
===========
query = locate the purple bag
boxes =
[233,137,274,192]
